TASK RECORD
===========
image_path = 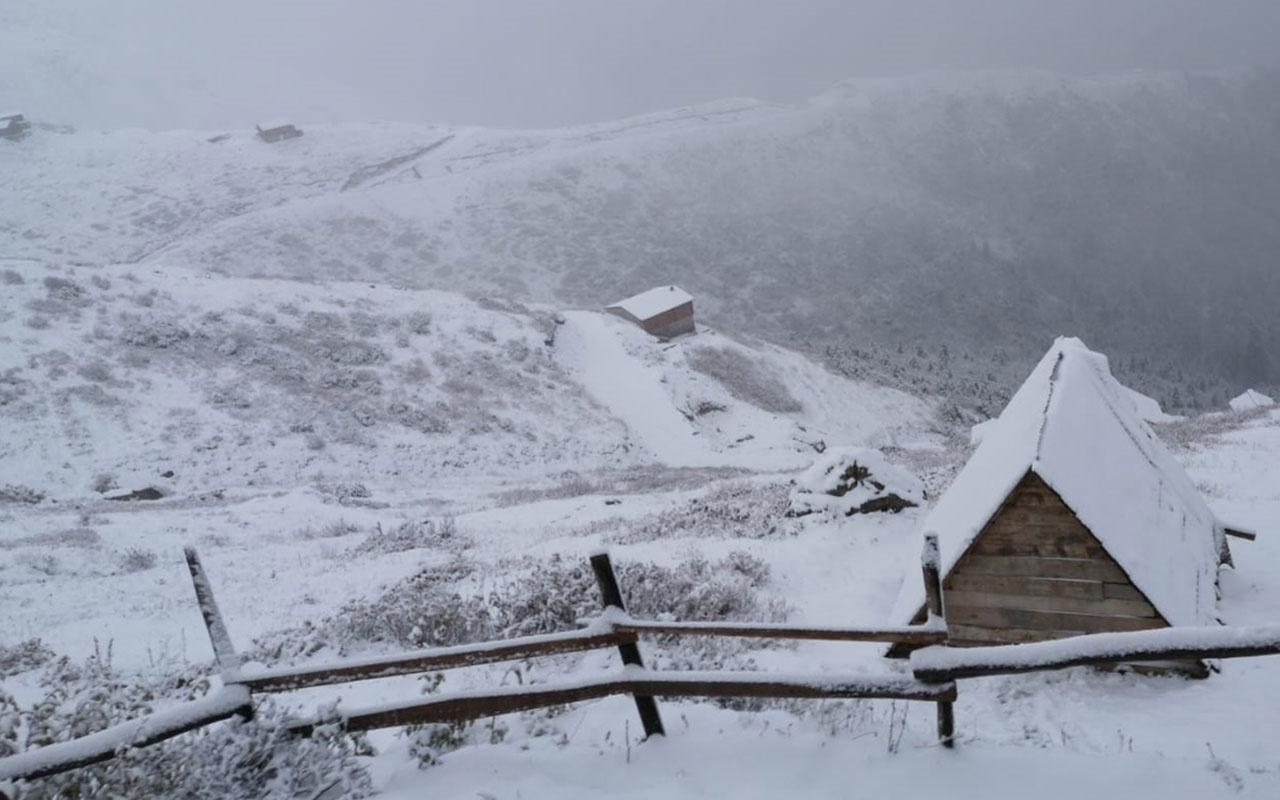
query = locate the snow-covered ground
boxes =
[3,251,1280,797]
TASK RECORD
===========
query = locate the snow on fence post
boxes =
[184,548,251,717]
[589,551,666,738]
[921,533,955,748]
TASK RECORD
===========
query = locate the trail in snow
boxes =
[555,312,717,468]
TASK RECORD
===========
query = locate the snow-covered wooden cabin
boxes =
[1229,389,1274,413]
[0,112,31,140]
[256,121,303,143]
[605,285,695,339]
[890,337,1234,674]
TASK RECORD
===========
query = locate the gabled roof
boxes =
[892,337,1224,629]
[606,285,692,321]
[1230,389,1274,412]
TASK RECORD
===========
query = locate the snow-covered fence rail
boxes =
[0,686,251,784]
[910,623,1280,682]
[233,628,634,693]
[286,670,955,736]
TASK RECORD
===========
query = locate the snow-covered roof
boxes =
[1229,389,1275,413]
[1122,386,1183,423]
[257,120,296,131]
[606,285,693,321]
[893,337,1223,629]
[0,112,22,121]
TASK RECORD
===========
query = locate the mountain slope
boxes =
[0,261,935,503]
[4,70,1279,407]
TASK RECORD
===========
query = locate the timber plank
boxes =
[944,573,1105,600]
[969,535,1106,560]
[1103,583,1146,601]
[956,556,1128,582]
[947,624,1086,645]
[946,605,1168,633]
[945,590,1157,618]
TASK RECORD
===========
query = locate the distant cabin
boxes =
[889,337,1237,675]
[0,112,31,140]
[605,286,695,339]
[1229,389,1274,413]
[256,121,303,143]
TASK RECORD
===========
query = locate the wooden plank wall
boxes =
[943,471,1167,647]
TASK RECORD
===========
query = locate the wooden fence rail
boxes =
[0,686,251,784]
[287,671,957,736]
[910,623,1280,682]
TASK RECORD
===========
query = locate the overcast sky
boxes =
[3,0,1279,130]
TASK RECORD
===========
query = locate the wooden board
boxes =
[945,605,1167,633]
[944,573,1105,600]
[955,555,1129,582]
[968,526,1107,559]
[945,589,1157,618]
[946,624,1086,645]
[287,673,958,736]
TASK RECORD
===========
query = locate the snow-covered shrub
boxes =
[118,548,158,573]
[41,276,86,305]
[685,346,803,414]
[9,652,372,800]
[0,639,55,679]
[788,447,924,518]
[610,481,792,543]
[1,269,23,285]
[312,481,373,506]
[119,317,190,349]
[254,552,786,666]
[92,472,119,494]
[348,518,462,557]
[403,673,509,770]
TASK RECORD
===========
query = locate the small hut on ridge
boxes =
[605,285,695,339]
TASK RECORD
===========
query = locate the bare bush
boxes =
[119,318,190,348]
[93,472,120,494]
[0,638,55,678]
[78,360,114,383]
[119,548,159,573]
[686,346,803,413]
[256,552,787,668]
[347,517,461,557]
[611,481,792,543]
[0,484,45,504]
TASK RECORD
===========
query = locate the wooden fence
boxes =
[6,536,1280,792]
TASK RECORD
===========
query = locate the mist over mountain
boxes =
[4,69,1278,411]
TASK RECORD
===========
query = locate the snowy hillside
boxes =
[4,69,1279,409]
[0,261,934,507]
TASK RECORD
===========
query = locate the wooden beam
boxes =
[286,673,957,736]
[945,605,1166,634]
[921,533,955,748]
[183,548,242,676]
[944,589,1157,619]
[911,624,1280,682]
[611,620,946,646]
[956,556,1128,582]
[236,630,633,693]
[590,552,665,738]
[1224,527,1257,542]
[0,687,251,783]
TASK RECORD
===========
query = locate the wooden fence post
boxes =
[589,551,666,738]
[184,548,253,720]
[921,533,954,748]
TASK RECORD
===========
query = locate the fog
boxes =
[3,0,1279,129]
